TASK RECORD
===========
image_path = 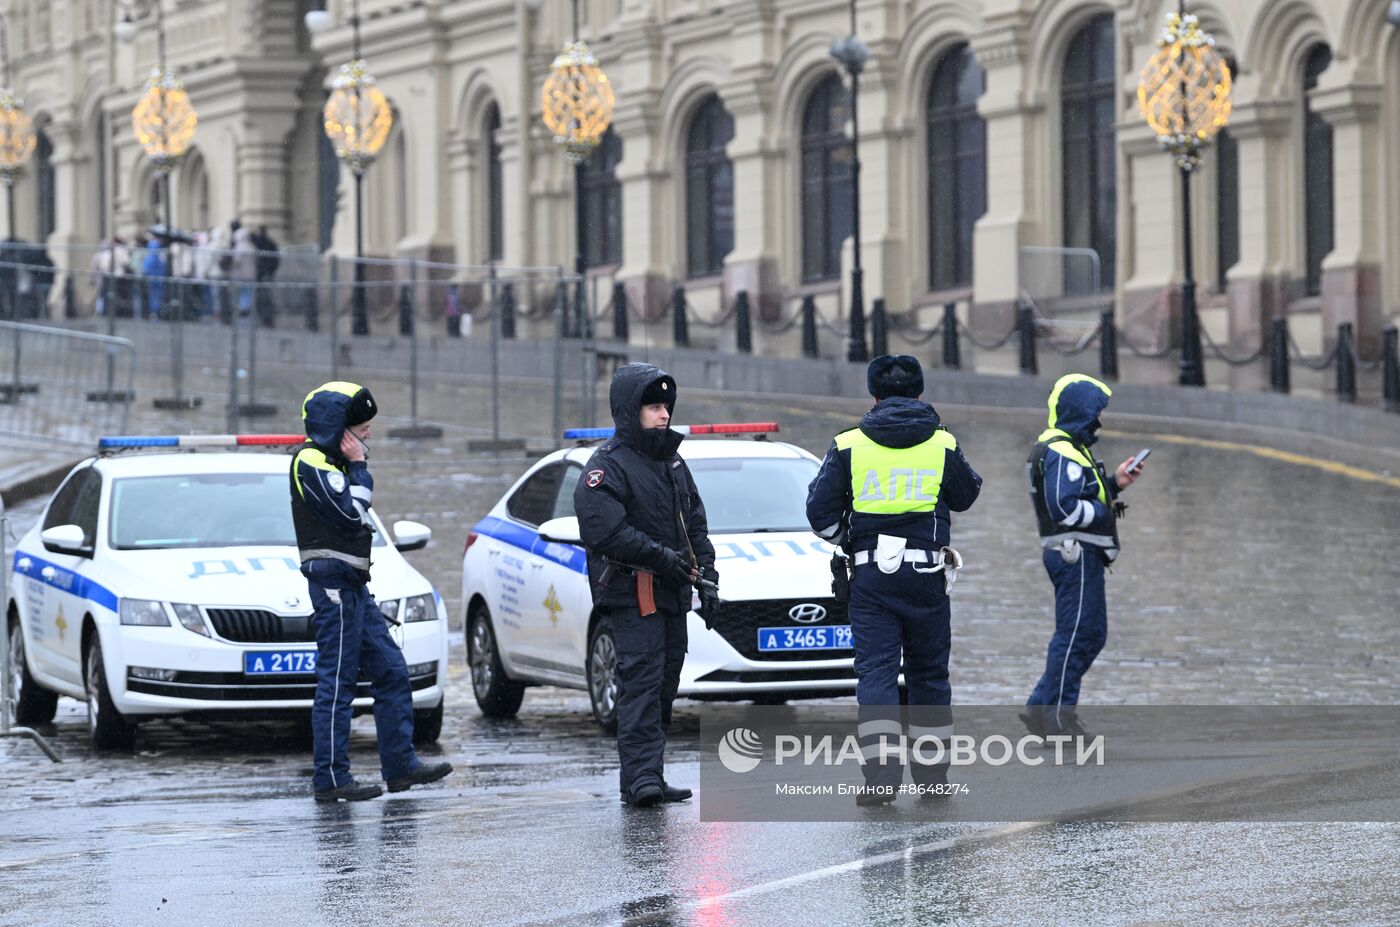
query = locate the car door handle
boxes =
[488,547,502,557]
[530,562,544,570]
[16,558,31,571]
[40,567,56,581]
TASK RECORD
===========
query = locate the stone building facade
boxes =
[5,0,1398,356]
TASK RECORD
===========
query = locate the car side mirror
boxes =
[537,516,582,546]
[41,524,91,557]
[392,520,432,552]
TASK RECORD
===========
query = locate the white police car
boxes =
[4,434,448,749]
[460,423,855,732]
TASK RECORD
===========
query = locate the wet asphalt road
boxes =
[2,394,1400,925]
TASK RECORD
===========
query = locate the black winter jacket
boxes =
[573,363,716,612]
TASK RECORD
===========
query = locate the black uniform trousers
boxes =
[610,604,688,799]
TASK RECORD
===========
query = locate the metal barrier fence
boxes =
[0,239,1396,444]
[0,320,135,447]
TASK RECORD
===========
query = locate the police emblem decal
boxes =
[1066,462,1083,481]
[327,472,347,493]
[586,469,605,488]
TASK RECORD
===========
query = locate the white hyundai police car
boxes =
[4,435,448,749]
[460,423,854,732]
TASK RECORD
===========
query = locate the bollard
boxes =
[574,272,590,340]
[63,276,77,319]
[735,290,752,354]
[1017,302,1038,376]
[672,284,689,347]
[1336,322,1357,404]
[303,283,319,332]
[800,295,818,358]
[500,281,517,340]
[1270,315,1290,394]
[942,302,960,370]
[611,281,628,342]
[1383,327,1400,413]
[870,298,888,359]
[398,285,413,336]
[1099,308,1119,381]
[552,275,567,441]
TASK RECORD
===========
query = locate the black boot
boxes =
[661,781,692,803]
[386,761,454,793]
[314,778,383,802]
[627,783,665,808]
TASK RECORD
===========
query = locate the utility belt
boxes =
[848,534,965,591]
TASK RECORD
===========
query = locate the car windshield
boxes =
[686,456,820,534]
[109,472,386,550]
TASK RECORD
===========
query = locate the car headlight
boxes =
[380,593,436,623]
[170,603,209,637]
[119,598,170,627]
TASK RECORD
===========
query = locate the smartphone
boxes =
[1128,448,1151,472]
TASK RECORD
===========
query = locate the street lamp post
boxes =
[829,0,870,363]
[540,0,615,339]
[0,11,37,246]
[118,0,199,407]
[307,1,394,337]
[1137,4,1232,387]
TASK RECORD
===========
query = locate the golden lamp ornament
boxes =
[323,59,394,176]
[1136,12,1232,171]
[541,40,615,163]
[0,88,36,186]
[131,68,198,175]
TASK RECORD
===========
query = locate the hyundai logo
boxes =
[788,603,827,624]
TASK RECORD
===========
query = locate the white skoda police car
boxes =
[460,424,855,732]
[4,435,448,749]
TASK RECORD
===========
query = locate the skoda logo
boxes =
[788,603,827,624]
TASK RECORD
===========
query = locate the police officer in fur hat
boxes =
[806,356,982,806]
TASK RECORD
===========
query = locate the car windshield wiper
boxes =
[736,527,809,534]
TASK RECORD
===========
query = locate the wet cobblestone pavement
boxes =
[3,395,1399,925]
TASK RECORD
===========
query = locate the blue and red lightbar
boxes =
[562,423,780,441]
[98,434,305,450]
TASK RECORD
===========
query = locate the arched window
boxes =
[927,43,986,291]
[486,103,503,262]
[685,95,734,278]
[36,129,55,241]
[800,73,852,283]
[1302,44,1332,297]
[1214,59,1239,291]
[1061,13,1117,287]
[578,127,622,268]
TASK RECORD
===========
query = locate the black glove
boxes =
[655,547,696,585]
[697,567,721,630]
[1113,501,1128,520]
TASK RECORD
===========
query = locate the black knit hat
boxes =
[345,386,378,426]
[867,355,924,399]
[639,375,676,410]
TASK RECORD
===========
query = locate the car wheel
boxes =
[85,636,135,750]
[8,616,58,726]
[468,606,524,718]
[587,616,619,735]
[413,700,444,745]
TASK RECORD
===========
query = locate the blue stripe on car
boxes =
[473,516,588,575]
[11,551,120,611]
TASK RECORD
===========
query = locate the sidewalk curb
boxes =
[0,458,83,508]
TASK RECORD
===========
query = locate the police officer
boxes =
[1021,374,1146,738]
[574,363,718,808]
[806,356,982,806]
[291,381,453,801]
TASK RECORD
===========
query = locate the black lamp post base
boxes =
[387,424,444,440]
[152,396,202,411]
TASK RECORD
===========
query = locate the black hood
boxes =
[609,362,682,459]
[857,396,942,448]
